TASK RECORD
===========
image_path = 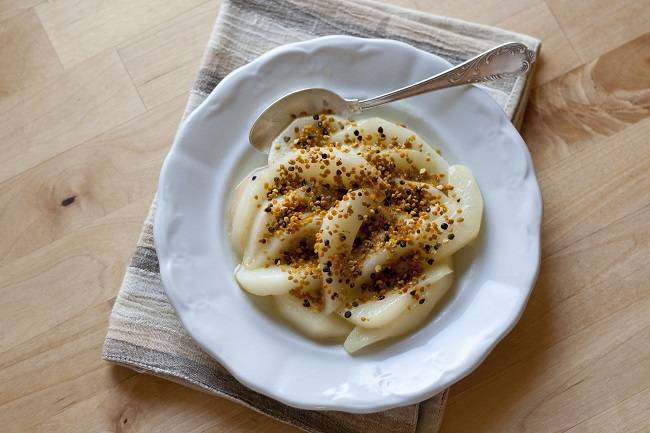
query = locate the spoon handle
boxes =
[354,42,536,111]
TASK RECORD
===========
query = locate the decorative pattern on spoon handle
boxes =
[354,42,536,111]
[447,43,536,84]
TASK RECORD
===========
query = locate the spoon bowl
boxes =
[249,88,354,150]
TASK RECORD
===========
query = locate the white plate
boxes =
[155,36,542,413]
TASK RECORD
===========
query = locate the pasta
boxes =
[231,114,483,353]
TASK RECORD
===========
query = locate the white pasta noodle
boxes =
[270,115,349,164]
[429,165,483,260]
[344,270,455,353]
[274,294,353,340]
[245,215,322,269]
[318,188,382,314]
[235,265,320,296]
[231,168,269,256]
[337,259,453,329]
[230,115,482,353]
[380,149,449,178]
[242,190,319,268]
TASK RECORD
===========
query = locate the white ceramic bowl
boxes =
[155,36,542,413]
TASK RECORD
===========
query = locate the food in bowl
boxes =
[230,114,483,353]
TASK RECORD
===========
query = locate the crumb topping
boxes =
[249,114,463,310]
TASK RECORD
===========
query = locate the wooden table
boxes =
[1,1,648,431]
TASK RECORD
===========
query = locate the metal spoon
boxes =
[249,42,536,152]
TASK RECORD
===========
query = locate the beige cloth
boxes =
[103,1,540,432]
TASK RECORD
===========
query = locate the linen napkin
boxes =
[103,1,540,432]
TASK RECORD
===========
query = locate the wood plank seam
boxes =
[114,48,148,110]
[540,0,584,63]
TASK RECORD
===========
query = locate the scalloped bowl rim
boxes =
[154,35,542,413]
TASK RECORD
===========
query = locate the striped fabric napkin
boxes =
[103,1,540,432]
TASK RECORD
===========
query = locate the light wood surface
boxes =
[0,1,648,432]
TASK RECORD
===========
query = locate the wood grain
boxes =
[383,0,539,28]
[539,119,650,256]
[0,0,43,22]
[523,32,650,171]
[0,194,294,433]
[545,0,650,62]
[443,294,650,432]
[0,199,149,353]
[0,1,649,432]
[0,94,185,264]
[0,200,146,433]
[565,387,650,433]
[117,1,220,109]
[0,49,145,183]
[35,0,208,68]
[495,1,581,84]
[0,9,63,97]
[448,117,650,398]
